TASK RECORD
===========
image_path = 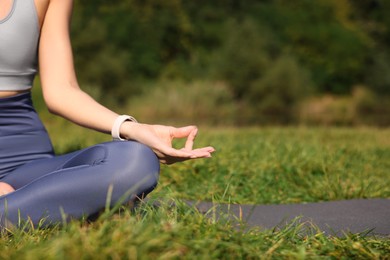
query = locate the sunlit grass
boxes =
[156,127,390,205]
[5,87,388,258]
[1,197,389,259]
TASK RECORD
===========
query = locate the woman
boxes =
[0,0,214,227]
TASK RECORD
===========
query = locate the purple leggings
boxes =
[0,93,160,227]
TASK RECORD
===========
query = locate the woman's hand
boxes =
[121,123,215,164]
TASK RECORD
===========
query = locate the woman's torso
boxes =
[0,0,54,176]
[0,0,49,98]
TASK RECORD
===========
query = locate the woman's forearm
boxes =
[43,85,119,135]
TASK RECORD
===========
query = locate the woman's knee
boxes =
[106,141,160,196]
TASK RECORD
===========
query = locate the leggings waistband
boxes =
[0,91,54,178]
[0,91,43,135]
[0,91,32,106]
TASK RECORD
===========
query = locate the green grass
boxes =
[1,123,390,258]
[159,127,390,204]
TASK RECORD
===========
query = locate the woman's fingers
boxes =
[156,145,215,164]
[141,124,214,164]
[191,147,215,157]
[159,150,213,165]
[170,125,197,139]
[158,146,193,158]
[184,127,198,151]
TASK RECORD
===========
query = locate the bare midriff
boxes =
[0,90,29,98]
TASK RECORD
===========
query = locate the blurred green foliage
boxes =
[69,0,390,125]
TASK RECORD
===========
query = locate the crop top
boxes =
[0,0,40,91]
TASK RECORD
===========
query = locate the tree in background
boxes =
[68,0,389,125]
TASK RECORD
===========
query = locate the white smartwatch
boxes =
[111,115,138,141]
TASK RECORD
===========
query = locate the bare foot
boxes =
[0,182,15,196]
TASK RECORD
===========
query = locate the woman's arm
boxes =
[39,0,214,164]
[39,0,118,133]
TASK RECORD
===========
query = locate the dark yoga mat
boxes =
[187,199,390,237]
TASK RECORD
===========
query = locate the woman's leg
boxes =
[0,141,160,228]
[2,150,81,190]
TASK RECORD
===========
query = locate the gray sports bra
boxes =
[0,0,40,91]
